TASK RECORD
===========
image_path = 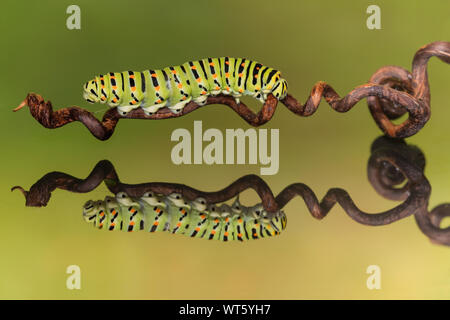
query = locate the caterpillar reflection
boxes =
[83,57,288,116]
[83,192,287,241]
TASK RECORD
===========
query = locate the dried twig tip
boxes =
[11,185,28,197]
[13,100,27,112]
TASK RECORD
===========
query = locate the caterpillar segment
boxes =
[82,57,288,116]
[82,192,287,241]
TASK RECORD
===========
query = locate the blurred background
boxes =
[0,0,449,299]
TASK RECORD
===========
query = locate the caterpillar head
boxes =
[272,78,288,100]
[116,192,138,206]
[191,197,207,212]
[263,71,281,92]
[83,78,100,104]
[167,193,190,208]
[271,210,287,231]
[83,200,99,223]
[280,211,287,230]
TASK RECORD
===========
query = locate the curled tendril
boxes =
[12,42,450,140]
[12,136,450,245]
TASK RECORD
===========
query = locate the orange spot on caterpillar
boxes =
[212,74,217,79]
[110,223,116,227]
[238,218,243,223]
[151,73,157,78]
[214,219,219,223]
[176,222,182,227]
[225,218,229,222]
[195,227,200,232]
[129,221,135,226]
[224,232,229,236]
[156,99,162,104]
[191,66,197,70]
[155,85,160,91]
[211,230,216,235]
[239,89,244,93]
[129,75,135,79]
[178,83,183,89]
[200,215,206,219]
[112,98,118,103]
[215,86,220,90]
[131,87,136,92]
[238,73,243,77]
[241,62,245,67]
[171,70,177,74]
[196,78,202,83]
[101,97,106,101]
[112,86,117,90]
[225,73,229,78]
[238,233,243,238]
[209,62,214,66]
[225,61,229,65]
[201,91,207,95]
[156,208,161,213]
[253,233,258,237]
[110,76,116,79]
[153,221,159,226]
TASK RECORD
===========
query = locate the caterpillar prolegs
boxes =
[83,192,287,241]
[83,57,288,116]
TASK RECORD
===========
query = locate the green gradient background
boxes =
[1,0,449,299]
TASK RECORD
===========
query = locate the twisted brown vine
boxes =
[12,136,449,245]
[13,42,450,140]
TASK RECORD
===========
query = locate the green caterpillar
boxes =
[83,57,288,116]
[82,192,287,241]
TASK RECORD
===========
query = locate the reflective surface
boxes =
[1,0,449,299]
[12,136,450,246]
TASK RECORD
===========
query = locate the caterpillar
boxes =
[83,192,287,242]
[14,42,450,140]
[82,57,288,116]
